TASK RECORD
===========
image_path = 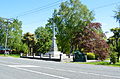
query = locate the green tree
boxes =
[108,28,120,62]
[0,17,23,53]
[109,44,117,64]
[46,0,94,54]
[22,32,36,55]
[8,19,23,53]
[108,6,120,63]
[35,27,52,54]
[20,43,29,54]
[0,17,6,46]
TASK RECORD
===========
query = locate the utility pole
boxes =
[4,27,8,55]
[4,19,11,55]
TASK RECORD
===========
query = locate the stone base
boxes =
[45,51,61,57]
[45,51,67,58]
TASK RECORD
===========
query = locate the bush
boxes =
[95,54,99,60]
[87,53,95,60]
[20,44,29,54]
[110,52,117,64]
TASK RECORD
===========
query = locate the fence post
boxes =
[60,54,62,61]
[49,54,51,59]
[41,53,43,58]
[33,53,35,58]
[39,52,41,58]
[26,53,28,57]
[20,52,23,58]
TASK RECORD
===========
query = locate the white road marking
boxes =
[0,63,70,79]
[36,66,120,79]
[7,65,39,68]
[15,67,70,79]
[6,63,120,79]
[0,59,120,79]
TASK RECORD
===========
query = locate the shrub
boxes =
[87,53,95,60]
[110,52,117,64]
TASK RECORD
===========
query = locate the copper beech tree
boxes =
[73,23,109,60]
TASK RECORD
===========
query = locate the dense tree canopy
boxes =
[108,27,120,62]
[106,6,120,63]
[0,0,110,61]
[47,0,94,53]
[35,27,52,54]
[0,17,23,53]
[46,0,109,60]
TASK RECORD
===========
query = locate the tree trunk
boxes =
[117,54,120,62]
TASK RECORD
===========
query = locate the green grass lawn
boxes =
[73,61,120,67]
[0,54,20,58]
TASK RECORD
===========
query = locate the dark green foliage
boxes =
[108,27,120,63]
[0,17,23,53]
[108,6,120,64]
[20,43,29,54]
[35,27,52,54]
[46,0,109,60]
[110,51,117,64]
[46,0,94,54]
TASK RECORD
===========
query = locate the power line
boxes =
[15,1,120,26]
[16,1,120,18]
[93,1,120,10]
[16,0,62,18]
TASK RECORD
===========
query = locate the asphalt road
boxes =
[0,56,120,79]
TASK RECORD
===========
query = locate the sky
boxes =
[0,0,120,38]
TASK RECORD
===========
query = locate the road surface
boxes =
[0,56,120,79]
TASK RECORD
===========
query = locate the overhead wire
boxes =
[13,1,120,18]
[92,1,120,10]
[15,1,120,25]
[16,0,62,18]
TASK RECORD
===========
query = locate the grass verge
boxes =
[73,61,120,67]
